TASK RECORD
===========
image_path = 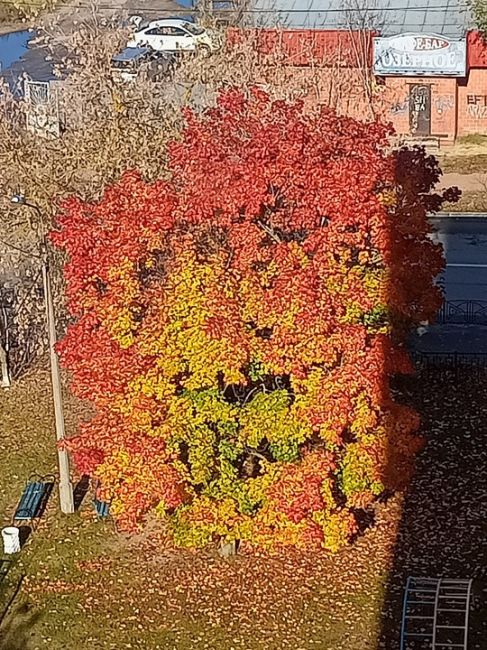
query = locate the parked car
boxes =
[110,47,175,83]
[126,19,219,57]
[127,14,195,30]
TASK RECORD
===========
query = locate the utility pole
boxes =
[11,195,74,514]
[41,244,75,514]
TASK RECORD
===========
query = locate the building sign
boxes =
[374,33,466,77]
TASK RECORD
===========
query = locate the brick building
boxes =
[374,30,487,144]
[246,0,487,145]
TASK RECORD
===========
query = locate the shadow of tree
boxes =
[0,603,41,650]
[379,371,487,649]
[73,474,90,512]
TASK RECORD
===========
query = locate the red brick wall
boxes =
[379,77,458,142]
[457,69,487,136]
[312,71,487,142]
[227,28,374,67]
[240,27,487,143]
[467,31,487,68]
[230,28,487,70]
[295,71,458,141]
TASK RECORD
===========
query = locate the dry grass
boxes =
[440,155,487,175]
[444,191,487,213]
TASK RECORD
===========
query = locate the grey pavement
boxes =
[438,173,487,193]
[411,324,487,354]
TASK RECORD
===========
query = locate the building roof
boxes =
[251,0,473,38]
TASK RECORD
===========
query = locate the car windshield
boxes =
[111,59,136,70]
[182,22,204,35]
[111,48,149,69]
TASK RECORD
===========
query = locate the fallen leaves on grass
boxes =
[440,154,487,175]
[3,366,487,648]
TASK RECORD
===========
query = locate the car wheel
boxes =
[198,45,211,58]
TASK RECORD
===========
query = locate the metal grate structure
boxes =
[400,577,472,650]
[24,79,61,138]
[24,80,50,105]
[437,300,487,326]
[412,351,487,372]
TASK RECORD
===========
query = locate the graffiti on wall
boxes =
[467,95,487,119]
[409,85,431,135]
[390,96,409,115]
[435,95,454,115]
[390,93,454,118]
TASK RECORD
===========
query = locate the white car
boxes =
[127,19,218,57]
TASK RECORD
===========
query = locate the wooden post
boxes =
[218,539,238,557]
[0,342,10,388]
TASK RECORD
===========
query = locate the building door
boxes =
[409,84,431,136]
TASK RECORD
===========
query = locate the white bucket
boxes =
[2,526,20,554]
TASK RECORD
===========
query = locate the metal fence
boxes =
[412,351,487,378]
[436,300,487,325]
[410,300,487,377]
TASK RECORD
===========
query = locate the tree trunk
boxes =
[0,341,11,388]
[218,539,238,557]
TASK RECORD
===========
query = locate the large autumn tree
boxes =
[52,88,457,550]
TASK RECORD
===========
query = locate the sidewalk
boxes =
[438,172,487,192]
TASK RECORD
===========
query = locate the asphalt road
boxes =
[430,214,487,302]
[412,322,487,354]
[414,214,487,354]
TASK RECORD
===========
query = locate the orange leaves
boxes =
[263,451,336,523]
[52,88,453,549]
[96,445,187,532]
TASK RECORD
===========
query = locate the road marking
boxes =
[446,263,487,268]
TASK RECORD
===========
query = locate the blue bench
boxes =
[92,479,110,518]
[93,498,110,518]
[13,475,54,521]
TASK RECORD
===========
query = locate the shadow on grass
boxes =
[0,575,41,650]
[378,371,487,649]
[0,602,42,650]
[73,474,90,512]
[18,526,31,548]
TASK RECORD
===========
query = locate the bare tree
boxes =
[0,19,183,382]
[469,0,487,37]
[341,0,386,119]
[170,22,399,121]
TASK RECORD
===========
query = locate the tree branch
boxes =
[256,219,282,243]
